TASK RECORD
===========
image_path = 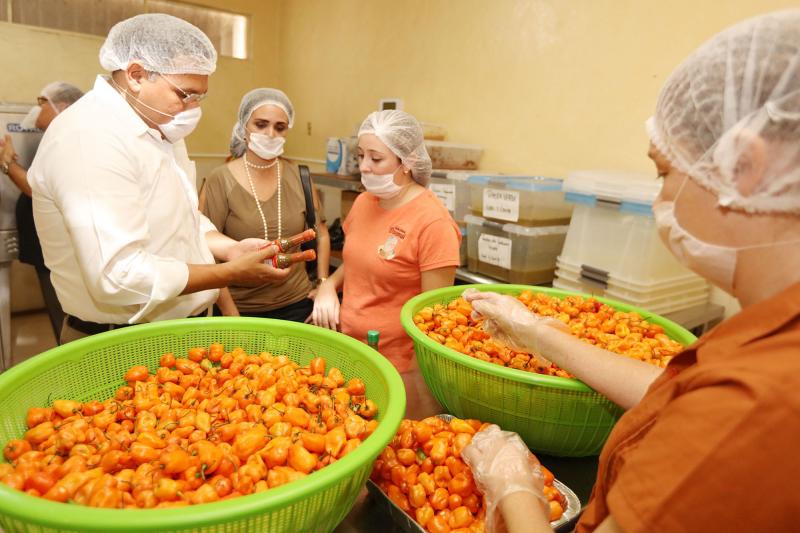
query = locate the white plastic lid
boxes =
[430,170,498,181]
[564,170,661,205]
[464,214,484,226]
[467,174,564,192]
[464,214,569,237]
[424,140,484,150]
[504,222,569,237]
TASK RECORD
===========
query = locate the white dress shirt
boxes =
[29,75,219,324]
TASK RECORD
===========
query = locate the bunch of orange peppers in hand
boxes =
[0,345,378,508]
[371,417,566,533]
[413,290,685,378]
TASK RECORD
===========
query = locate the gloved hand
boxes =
[309,279,340,330]
[462,289,567,362]
[462,424,547,532]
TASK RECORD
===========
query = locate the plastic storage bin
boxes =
[424,140,483,170]
[458,222,467,266]
[468,175,573,226]
[559,170,705,285]
[465,214,568,284]
[555,258,709,315]
[420,122,447,141]
[429,171,473,222]
[556,257,709,301]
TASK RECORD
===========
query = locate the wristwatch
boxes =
[316,277,328,287]
[0,161,9,175]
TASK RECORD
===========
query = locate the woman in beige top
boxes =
[200,88,330,321]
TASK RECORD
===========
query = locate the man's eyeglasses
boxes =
[158,73,208,104]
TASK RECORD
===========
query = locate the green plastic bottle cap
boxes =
[367,330,380,344]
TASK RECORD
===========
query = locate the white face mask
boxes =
[361,167,406,199]
[158,106,202,143]
[113,77,202,143]
[20,106,41,130]
[652,181,800,295]
[248,132,285,159]
[652,200,739,293]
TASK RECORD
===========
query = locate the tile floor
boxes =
[10,310,57,367]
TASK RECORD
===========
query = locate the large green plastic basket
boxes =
[0,317,405,533]
[401,285,696,457]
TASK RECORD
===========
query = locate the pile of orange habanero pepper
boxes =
[371,417,566,533]
[0,345,378,508]
[414,290,684,378]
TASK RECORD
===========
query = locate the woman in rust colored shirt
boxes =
[461,10,800,533]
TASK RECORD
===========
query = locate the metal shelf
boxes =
[454,267,504,285]
[310,173,363,192]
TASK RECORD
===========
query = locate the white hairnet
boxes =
[40,81,83,112]
[358,110,432,186]
[647,9,800,214]
[230,88,294,157]
[99,14,217,75]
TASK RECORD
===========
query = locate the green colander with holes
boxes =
[401,284,696,457]
[0,317,405,533]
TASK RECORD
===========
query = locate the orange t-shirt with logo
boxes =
[341,190,461,373]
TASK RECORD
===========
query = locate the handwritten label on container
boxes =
[483,188,519,222]
[478,234,512,270]
[430,183,456,212]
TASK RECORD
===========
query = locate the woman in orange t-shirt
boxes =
[457,10,800,533]
[310,110,461,418]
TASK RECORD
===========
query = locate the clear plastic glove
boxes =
[309,279,340,330]
[462,424,547,532]
[462,289,567,365]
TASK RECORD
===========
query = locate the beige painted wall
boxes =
[0,0,280,161]
[276,0,798,178]
[4,0,794,177]
[3,0,795,174]
[2,0,792,319]
[0,0,281,312]
[273,0,794,318]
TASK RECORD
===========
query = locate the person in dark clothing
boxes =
[0,81,84,337]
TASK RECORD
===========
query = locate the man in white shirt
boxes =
[28,14,289,342]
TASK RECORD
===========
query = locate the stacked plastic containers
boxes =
[555,171,709,314]
[429,171,477,224]
[424,141,484,171]
[464,175,573,284]
[422,134,483,268]
[429,171,486,267]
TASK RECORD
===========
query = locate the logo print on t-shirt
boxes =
[378,234,399,260]
[389,226,406,240]
[379,226,406,260]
